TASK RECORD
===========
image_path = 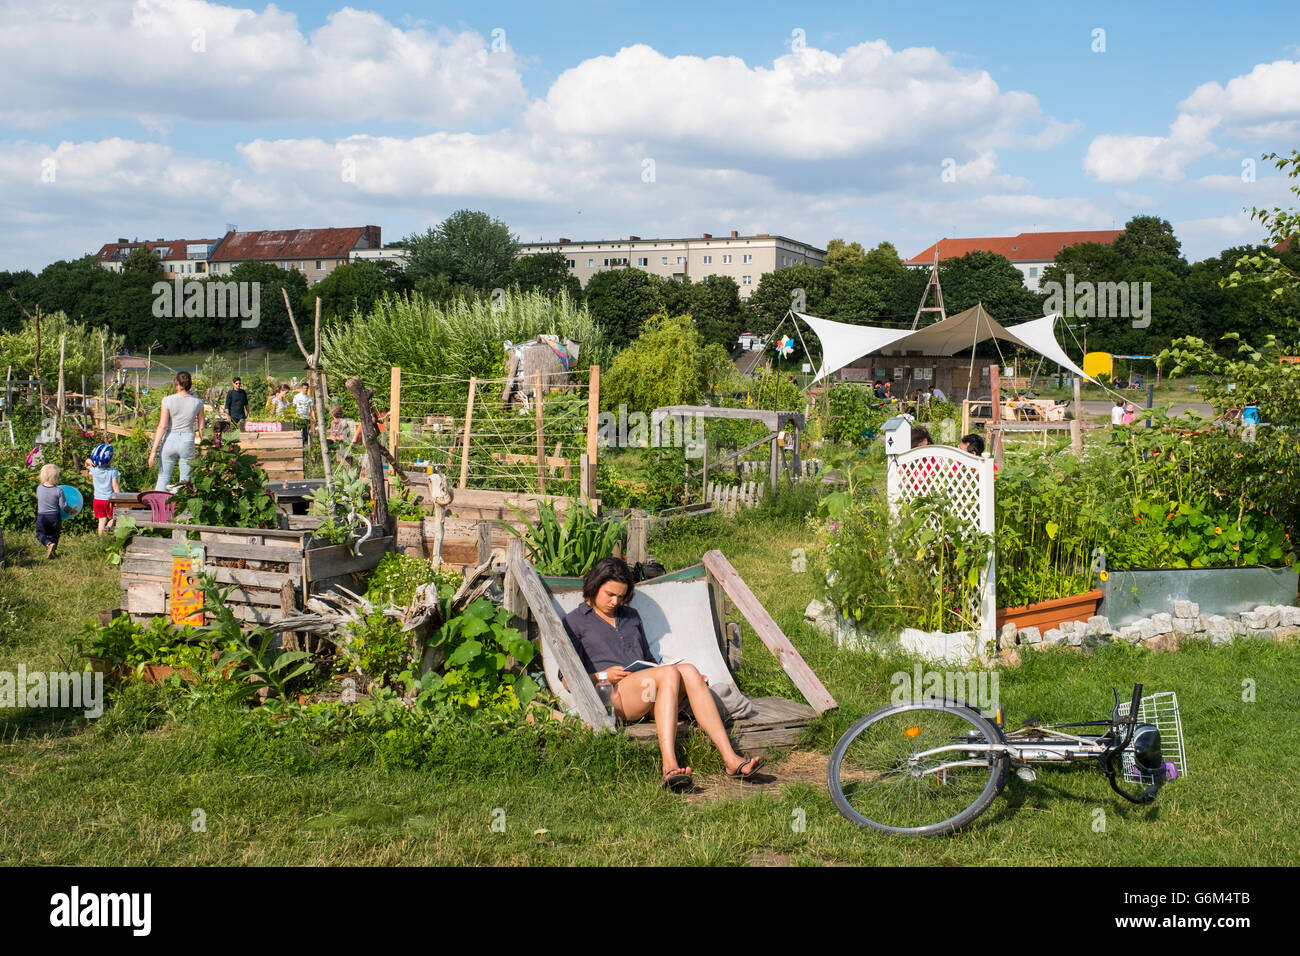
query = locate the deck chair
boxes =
[539,566,757,722]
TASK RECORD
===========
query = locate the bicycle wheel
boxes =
[828,699,1008,837]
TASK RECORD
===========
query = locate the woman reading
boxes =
[561,557,763,791]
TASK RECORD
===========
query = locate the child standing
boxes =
[35,463,67,559]
[86,443,122,535]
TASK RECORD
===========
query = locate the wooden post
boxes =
[1073,374,1083,428]
[534,370,545,494]
[428,471,452,569]
[701,439,708,490]
[627,516,647,566]
[56,333,66,443]
[346,375,392,537]
[503,538,527,632]
[725,621,742,673]
[961,399,971,437]
[701,550,837,713]
[768,431,778,491]
[459,377,476,489]
[99,331,108,438]
[585,364,599,500]
[476,520,493,566]
[990,363,1001,426]
[388,365,402,463]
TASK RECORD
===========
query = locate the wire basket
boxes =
[1118,691,1187,785]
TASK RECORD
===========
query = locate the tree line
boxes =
[1,210,1293,358]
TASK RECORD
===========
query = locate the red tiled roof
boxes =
[906,230,1124,265]
[96,239,222,262]
[1274,236,1295,252]
[209,226,381,262]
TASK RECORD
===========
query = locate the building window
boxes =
[703,255,712,264]
[722,254,732,264]
[661,256,668,265]
[743,254,753,263]
[676,256,686,265]
[565,259,575,269]
[587,258,595,268]
[742,275,753,285]
[1028,266,1038,277]
[637,257,648,266]
[315,260,323,270]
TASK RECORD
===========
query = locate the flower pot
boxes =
[996,588,1104,634]
[139,664,198,684]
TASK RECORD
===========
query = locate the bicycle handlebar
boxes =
[1103,683,1161,804]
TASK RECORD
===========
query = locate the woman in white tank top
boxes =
[149,371,206,491]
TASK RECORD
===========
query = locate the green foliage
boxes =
[342,610,413,686]
[306,261,396,324]
[103,515,137,566]
[818,491,992,634]
[404,209,520,293]
[365,552,461,609]
[74,614,205,677]
[307,463,371,544]
[583,268,666,348]
[0,311,124,386]
[410,599,538,717]
[201,576,316,706]
[825,383,889,444]
[602,313,732,413]
[386,474,426,521]
[502,499,626,575]
[170,438,277,528]
[321,288,607,413]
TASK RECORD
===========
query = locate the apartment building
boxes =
[96,238,222,275]
[518,231,825,298]
[906,230,1124,291]
[207,226,383,284]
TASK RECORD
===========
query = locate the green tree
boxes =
[825,238,866,271]
[583,268,666,348]
[404,209,520,292]
[1222,149,1300,307]
[306,261,392,323]
[227,260,308,351]
[500,251,582,298]
[747,264,833,331]
[939,250,1042,319]
[688,274,744,349]
[602,313,733,413]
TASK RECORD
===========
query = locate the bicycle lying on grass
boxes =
[827,684,1186,837]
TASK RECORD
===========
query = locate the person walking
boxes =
[148,371,205,491]
[292,381,314,444]
[224,376,249,430]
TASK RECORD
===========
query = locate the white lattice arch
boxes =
[886,444,997,660]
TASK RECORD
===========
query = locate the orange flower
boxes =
[1215,526,1223,534]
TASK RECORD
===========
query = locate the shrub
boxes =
[170,439,277,528]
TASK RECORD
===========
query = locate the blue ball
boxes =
[58,485,84,519]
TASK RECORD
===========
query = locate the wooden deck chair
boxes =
[508,549,836,755]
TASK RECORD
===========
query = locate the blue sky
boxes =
[2,0,1298,272]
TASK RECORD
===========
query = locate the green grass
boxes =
[2,512,1298,865]
[149,350,306,385]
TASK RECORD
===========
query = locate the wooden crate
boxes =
[119,524,391,628]
[623,696,817,755]
[234,430,305,480]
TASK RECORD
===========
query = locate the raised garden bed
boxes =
[996,588,1104,634]
[119,523,392,627]
[1101,567,1299,628]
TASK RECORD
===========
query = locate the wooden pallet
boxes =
[622,695,817,754]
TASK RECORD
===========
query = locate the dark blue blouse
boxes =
[561,602,652,677]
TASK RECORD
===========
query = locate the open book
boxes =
[625,658,683,673]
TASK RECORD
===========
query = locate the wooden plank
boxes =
[303,536,393,583]
[225,603,285,625]
[535,369,545,494]
[242,446,305,461]
[126,582,166,614]
[701,550,837,714]
[148,521,304,540]
[200,540,304,565]
[217,585,285,607]
[125,536,174,554]
[477,521,493,565]
[585,364,599,500]
[388,366,401,461]
[121,555,173,578]
[238,433,305,448]
[509,555,613,731]
[459,376,476,489]
[210,566,294,589]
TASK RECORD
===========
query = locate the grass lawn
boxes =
[2,517,1298,866]
[147,350,306,386]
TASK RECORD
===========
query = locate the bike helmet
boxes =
[90,443,114,468]
[1131,723,1164,776]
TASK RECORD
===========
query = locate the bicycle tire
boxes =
[828,698,1009,837]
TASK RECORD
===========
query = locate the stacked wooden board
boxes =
[119,524,391,627]
[233,430,304,480]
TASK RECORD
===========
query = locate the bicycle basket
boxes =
[1117,691,1186,786]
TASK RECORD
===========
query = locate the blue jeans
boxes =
[155,431,196,491]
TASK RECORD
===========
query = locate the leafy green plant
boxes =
[343,610,414,685]
[103,515,138,566]
[365,552,461,609]
[170,439,277,528]
[199,575,316,704]
[408,598,538,716]
[501,499,626,575]
[307,463,370,544]
[825,384,889,444]
[387,474,426,521]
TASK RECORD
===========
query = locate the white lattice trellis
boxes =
[886,443,997,660]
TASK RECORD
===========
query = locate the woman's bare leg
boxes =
[613,666,687,776]
[673,663,756,775]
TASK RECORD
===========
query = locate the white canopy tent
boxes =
[794,305,1093,385]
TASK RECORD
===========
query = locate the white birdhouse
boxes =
[882,416,912,456]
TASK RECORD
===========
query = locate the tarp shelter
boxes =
[795,305,1093,385]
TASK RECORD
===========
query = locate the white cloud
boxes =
[0,0,526,126]
[1084,59,1300,184]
